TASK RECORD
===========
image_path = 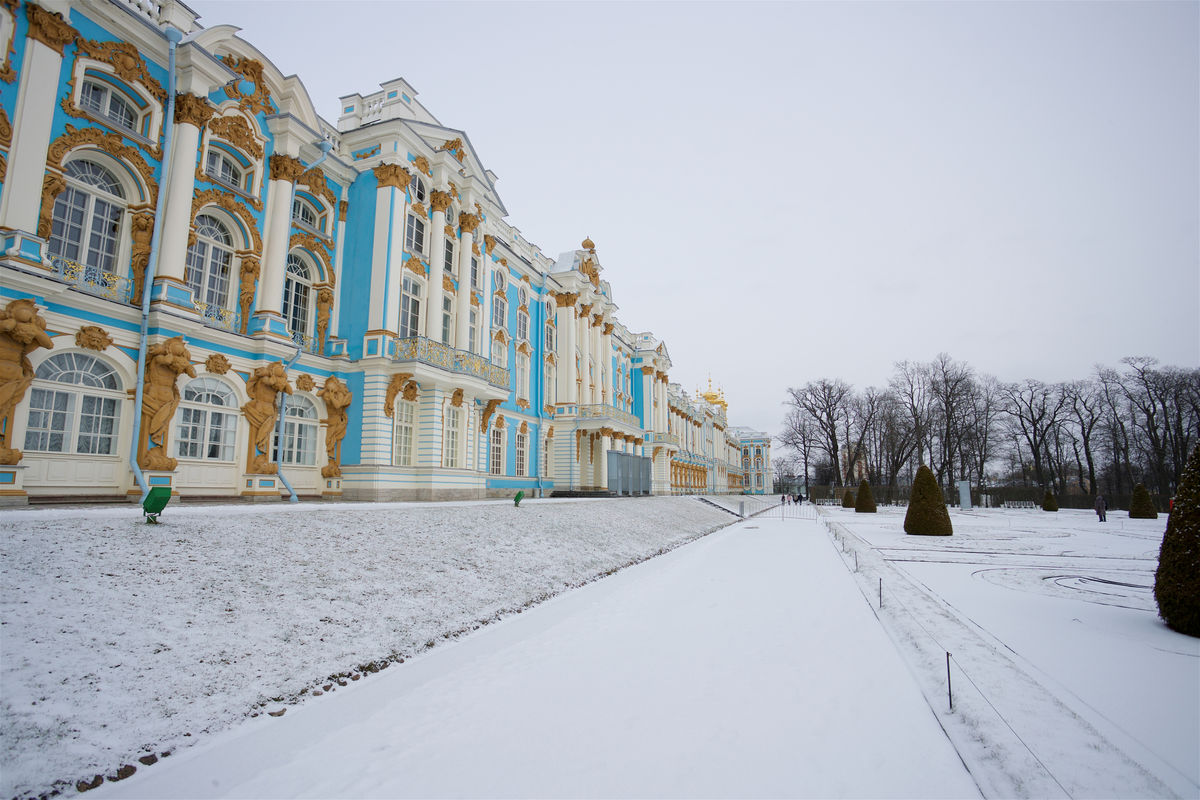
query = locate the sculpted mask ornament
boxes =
[451,388,464,408]
[205,353,231,375]
[295,374,315,392]
[319,376,353,478]
[483,234,495,254]
[242,361,291,474]
[0,299,54,465]
[75,325,112,351]
[138,337,195,471]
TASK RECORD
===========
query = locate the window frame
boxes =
[489,426,504,476]
[23,352,123,456]
[392,397,415,466]
[400,273,423,339]
[175,376,239,462]
[47,159,128,275]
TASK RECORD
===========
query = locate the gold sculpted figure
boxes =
[316,287,333,351]
[242,361,291,474]
[139,336,195,471]
[238,256,260,334]
[318,376,352,478]
[0,299,54,464]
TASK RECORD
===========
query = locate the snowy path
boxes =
[95,517,980,799]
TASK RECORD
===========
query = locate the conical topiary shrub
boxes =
[1130,483,1158,519]
[855,479,876,513]
[904,465,952,535]
[1042,490,1058,512]
[842,488,855,508]
[1155,443,1200,636]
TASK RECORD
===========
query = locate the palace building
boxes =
[0,0,771,503]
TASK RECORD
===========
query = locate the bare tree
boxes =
[786,379,852,487]
[890,360,933,467]
[963,374,1003,489]
[1001,380,1066,490]
[929,353,975,489]
[1063,378,1104,496]
[778,404,819,491]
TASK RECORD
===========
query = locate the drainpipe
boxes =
[533,272,548,497]
[128,26,183,505]
[272,139,332,503]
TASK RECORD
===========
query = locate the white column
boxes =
[424,190,450,341]
[598,432,610,489]
[602,323,614,406]
[590,315,603,405]
[454,213,478,349]
[331,190,348,339]
[576,305,590,404]
[0,3,74,233]
[558,298,577,403]
[481,245,494,348]
[367,163,408,334]
[640,367,653,429]
[155,95,212,287]
[252,154,303,336]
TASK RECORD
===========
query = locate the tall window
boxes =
[276,395,317,465]
[543,435,551,476]
[392,398,415,466]
[404,213,425,254]
[470,255,479,289]
[516,352,529,401]
[545,360,556,405]
[492,293,507,330]
[176,377,237,461]
[48,160,125,272]
[517,308,529,342]
[400,274,422,339]
[443,237,455,276]
[468,307,478,354]
[441,295,453,345]
[23,353,121,455]
[283,254,312,340]
[515,429,527,477]
[205,149,246,191]
[545,320,555,352]
[443,405,461,468]
[185,214,234,308]
[491,336,506,368]
[80,80,139,135]
[489,426,504,476]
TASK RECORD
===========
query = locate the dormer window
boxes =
[80,79,140,135]
[292,196,319,230]
[205,149,246,191]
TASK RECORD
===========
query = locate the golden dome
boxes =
[582,236,595,251]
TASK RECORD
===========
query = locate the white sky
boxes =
[187,0,1199,436]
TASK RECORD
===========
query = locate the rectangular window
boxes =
[400,275,421,339]
[405,214,425,254]
[492,296,506,329]
[444,238,455,276]
[490,427,504,476]
[23,388,73,453]
[471,256,479,289]
[444,405,460,468]
[176,408,236,461]
[517,311,529,342]
[516,354,529,401]
[442,295,453,345]
[469,308,478,353]
[515,432,527,477]
[393,400,414,466]
[76,395,119,455]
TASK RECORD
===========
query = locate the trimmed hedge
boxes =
[842,489,855,508]
[1042,490,1058,512]
[904,465,952,536]
[1155,444,1200,636]
[855,479,876,513]
[1130,483,1158,519]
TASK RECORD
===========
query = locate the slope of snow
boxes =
[91,517,982,800]
[0,497,732,799]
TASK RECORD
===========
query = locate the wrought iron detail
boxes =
[392,336,510,388]
[578,403,640,429]
[194,301,238,332]
[49,256,132,303]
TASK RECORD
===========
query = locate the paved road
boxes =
[98,516,980,799]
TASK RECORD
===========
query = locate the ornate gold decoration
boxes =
[517,341,532,356]
[603,323,614,336]
[47,124,159,205]
[458,212,480,234]
[338,200,348,221]
[25,3,76,55]
[447,181,459,200]
[205,353,231,375]
[546,425,554,438]
[0,300,53,464]
[410,202,427,219]
[0,107,12,148]
[450,388,464,408]
[438,137,466,162]
[641,366,654,375]
[518,421,528,435]
[412,155,431,176]
[191,189,262,251]
[237,255,260,334]
[290,232,332,275]
[0,1,15,82]
[480,398,501,432]
[579,303,592,316]
[37,172,67,239]
[444,223,455,237]
[319,376,353,478]
[243,361,291,474]
[471,242,480,256]
[74,325,112,351]
[269,153,304,183]
[316,287,333,351]
[470,293,480,307]
[207,112,261,158]
[0,154,6,184]
[404,256,426,276]
[429,190,452,214]
[493,328,507,343]
[173,92,216,127]
[516,399,530,410]
[352,144,381,161]
[138,337,195,471]
[499,257,507,267]
[221,54,274,116]
[128,211,154,302]
[483,234,495,254]
[297,165,336,208]
[442,275,455,293]
[373,162,409,189]
[553,292,579,308]
[582,236,595,251]
[494,414,505,430]
[295,373,315,392]
[384,372,415,417]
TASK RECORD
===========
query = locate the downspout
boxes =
[128,26,183,505]
[273,140,332,503]
[533,272,547,497]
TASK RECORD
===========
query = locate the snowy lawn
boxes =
[0,496,733,800]
[819,505,1199,799]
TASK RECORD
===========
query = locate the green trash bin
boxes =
[142,486,172,523]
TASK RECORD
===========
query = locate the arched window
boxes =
[185,214,234,309]
[494,270,506,294]
[283,253,313,341]
[276,394,317,466]
[80,78,141,136]
[392,398,415,466]
[492,277,507,330]
[408,173,427,204]
[291,196,319,231]
[23,353,122,455]
[48,160,126,273]
[399,274,422,339]
[204,147,247,191]
[176,376,237,461]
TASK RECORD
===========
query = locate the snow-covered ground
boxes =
[0,497,733,800]
[90,514,981,800]
[818,505,1199,799]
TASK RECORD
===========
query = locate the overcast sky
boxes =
[188,0,1199,437]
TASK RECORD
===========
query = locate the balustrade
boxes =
[392,336,510,388]
[50,256,132,303]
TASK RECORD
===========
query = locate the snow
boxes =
[89,515,981,800]
[0,497,732,799]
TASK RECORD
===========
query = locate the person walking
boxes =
[1094,493,1107,522]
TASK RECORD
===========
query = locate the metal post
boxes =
[879,578,883,609]
[947,652,953,711]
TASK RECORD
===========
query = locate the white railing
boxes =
[49,256,132,303]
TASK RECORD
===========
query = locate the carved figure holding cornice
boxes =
[129,212,154,301]
[237,256,260,334]
[0,299,53,465]
[316,287,333,351]
[319,376,352,478]
[38,172,67,239]
[138,336,195,471]
[242,361,291,474]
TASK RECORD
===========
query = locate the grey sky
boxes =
[187,0,1200,437]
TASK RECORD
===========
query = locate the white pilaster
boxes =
[424,190,450,341]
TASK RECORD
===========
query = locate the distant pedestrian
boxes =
[1094,494,1107,522]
